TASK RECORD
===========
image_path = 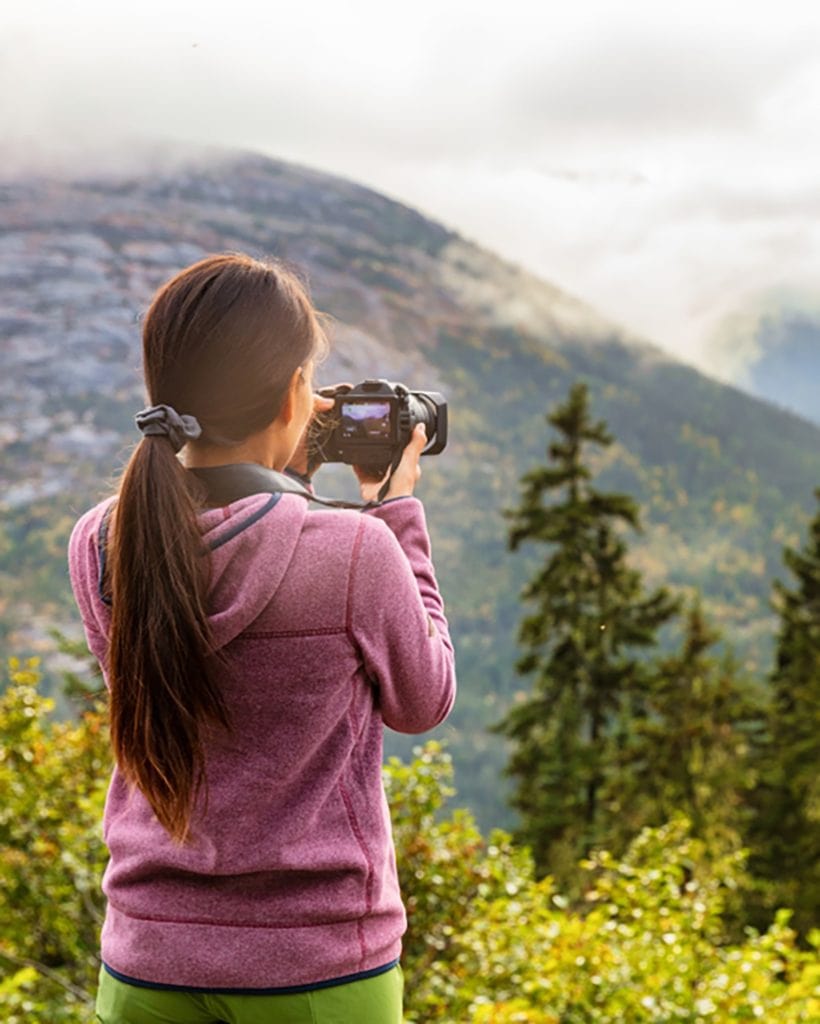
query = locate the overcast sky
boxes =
[5,0,820,380]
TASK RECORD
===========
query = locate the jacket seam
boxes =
[337,766,374,970]
[240,627,347,639]
[345,517,367,643]
[106,898,368,931]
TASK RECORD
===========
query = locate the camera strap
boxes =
[188,463,376,511]
[376,449,404,503]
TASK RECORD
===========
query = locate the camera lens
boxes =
[406,393,438,447]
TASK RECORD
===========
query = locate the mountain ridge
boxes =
[2,145,819,826]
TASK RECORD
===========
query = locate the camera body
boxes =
[310,379,447,473]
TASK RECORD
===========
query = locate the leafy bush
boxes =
[392,760,819,1024]
[384,741,533,1007]
[0,658,108,1022]
[1,663,817,1024]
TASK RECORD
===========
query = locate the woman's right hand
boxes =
[354,423,426,502]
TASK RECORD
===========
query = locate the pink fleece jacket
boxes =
[67,491,456,989]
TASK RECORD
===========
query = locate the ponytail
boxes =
[107,436,228,843]
[104,252,325,842]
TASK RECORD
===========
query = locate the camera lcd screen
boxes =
[339,400,392,441]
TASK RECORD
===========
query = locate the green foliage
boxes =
[384,743,533,1012]
[421,319,820,828]
[435,830,818,1023]
[610,600,766,866]
[495,382,679,879]
[0,657,109,1023]
[749,490,820,936]
[389,748,819,1024]
[2,662,818,1023]
[49,630,106,703]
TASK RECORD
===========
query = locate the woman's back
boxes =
[69,488,454,989]
[68,252,455,1021]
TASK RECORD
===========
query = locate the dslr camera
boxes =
[309,379,447,474]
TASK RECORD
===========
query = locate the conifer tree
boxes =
[750,490,820,935]
[496,381,678,879]
[610,600,762,854]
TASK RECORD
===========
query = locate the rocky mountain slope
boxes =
[3,147,820,826]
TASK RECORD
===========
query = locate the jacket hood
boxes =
[198,492,309,650]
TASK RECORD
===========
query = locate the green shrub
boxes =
[391,757,819,1024]
[1,664,817,1024]
[0,658,108,1022]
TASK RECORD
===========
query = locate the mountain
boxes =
[2,146,820,828]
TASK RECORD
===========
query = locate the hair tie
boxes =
[135,404,202,453]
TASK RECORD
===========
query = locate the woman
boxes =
[68,252,456,1024]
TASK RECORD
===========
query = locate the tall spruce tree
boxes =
[749,489,820,935]
[496,382,678,879]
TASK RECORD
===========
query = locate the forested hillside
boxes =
[2,148,820,827]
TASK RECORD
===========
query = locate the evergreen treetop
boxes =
[497,381,679,879]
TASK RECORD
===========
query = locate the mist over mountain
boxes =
[708,295,820,426]
[2,145,820,827]
[743,312,820,425]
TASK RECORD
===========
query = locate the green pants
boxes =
[96,964,404,1024]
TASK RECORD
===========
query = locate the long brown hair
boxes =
[107,253,325,842]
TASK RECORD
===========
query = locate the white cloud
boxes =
[4,0,820,378]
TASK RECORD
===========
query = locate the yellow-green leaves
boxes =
[0,658,109,1023]
[390,749,819,1024]
[1,672,817,1023]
